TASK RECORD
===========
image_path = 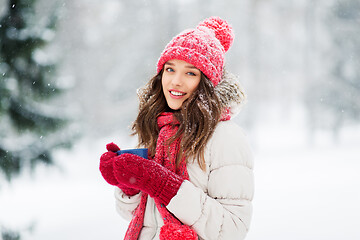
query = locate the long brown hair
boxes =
[132,70,223,170]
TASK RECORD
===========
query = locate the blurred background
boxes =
[0,0,359,239]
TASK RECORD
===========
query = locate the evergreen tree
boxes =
[1,227,21,240]
[0,0,70,182]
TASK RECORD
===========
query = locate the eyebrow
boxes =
[165,62,199,70]
[185,65,199,70]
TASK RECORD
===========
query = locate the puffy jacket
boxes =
[115,120,254,240]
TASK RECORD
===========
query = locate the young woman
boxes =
[99,16,254,240]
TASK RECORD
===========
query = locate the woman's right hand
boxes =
[99,142,140,196]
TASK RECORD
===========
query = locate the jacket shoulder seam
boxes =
[210,162,253,172]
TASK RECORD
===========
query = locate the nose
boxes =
[171,72,183,86]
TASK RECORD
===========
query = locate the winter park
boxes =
[1,0,360,240]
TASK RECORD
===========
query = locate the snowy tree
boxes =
[305,0,360,138]
[326,0,360,123]
[0,0,71,182]
[1,227,20,240]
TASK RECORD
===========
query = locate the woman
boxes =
[99,16,254,240]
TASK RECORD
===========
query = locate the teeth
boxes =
[170,91,185,96]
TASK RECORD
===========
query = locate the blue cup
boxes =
[117,148,148,159]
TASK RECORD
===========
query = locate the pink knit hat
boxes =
[156,16,234,87]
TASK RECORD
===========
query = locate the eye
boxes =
[165,67,174,72]
[187,72,196,76]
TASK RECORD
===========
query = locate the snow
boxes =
[1,0,359,238]
[1,106,359,240]
[246,106,360,240]
[247,135,360,239]
[0,136,135,240]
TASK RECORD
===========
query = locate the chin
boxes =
[166,101,183,110]
[169,105,181,111]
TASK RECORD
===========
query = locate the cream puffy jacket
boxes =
[114,120,254,240]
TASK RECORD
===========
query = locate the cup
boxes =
[117,148,148,159]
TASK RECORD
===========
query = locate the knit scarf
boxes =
[124,112,196,240]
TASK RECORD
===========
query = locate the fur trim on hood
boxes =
[215,70,247,118]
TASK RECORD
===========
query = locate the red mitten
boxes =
[113,153,184,206]
[99,143,140,196]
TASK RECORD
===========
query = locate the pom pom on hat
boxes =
[157,16,234,87]
[197,16,234,52]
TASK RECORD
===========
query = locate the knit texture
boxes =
[113,153,184,206]
[157,16,234,87]
[124,112,197,240]
[160,223,199,240]
[99,143,140,196]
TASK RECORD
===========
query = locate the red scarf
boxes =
[124,112,196,240]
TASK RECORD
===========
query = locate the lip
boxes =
[169,89,186,99]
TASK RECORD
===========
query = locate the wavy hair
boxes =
[132,69,243,170]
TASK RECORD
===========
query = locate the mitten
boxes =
[99,143,140,196]
[113,153,184,206]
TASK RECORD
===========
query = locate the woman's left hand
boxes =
[113,153,184,206]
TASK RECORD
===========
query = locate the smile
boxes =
[170,90,186,96]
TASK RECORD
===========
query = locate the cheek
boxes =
[188,79,201,93]
[161,77,167,92]
[161,75,170,87]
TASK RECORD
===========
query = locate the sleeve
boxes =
[114,187,142,221]
[166,122,254,240]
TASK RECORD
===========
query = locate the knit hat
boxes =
[156,16,234,87]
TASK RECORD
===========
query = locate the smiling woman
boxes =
[99,16,253,240]
[162,60,201,110]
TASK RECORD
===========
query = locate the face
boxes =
[161,59,201,110]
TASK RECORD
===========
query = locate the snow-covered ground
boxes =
[1,109,360,240]
[247,123,360,240]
